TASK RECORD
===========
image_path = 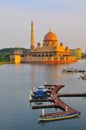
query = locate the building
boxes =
[10,21,78,64]
[71,48,82,59]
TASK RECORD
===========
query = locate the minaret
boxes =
[31,21,34,50]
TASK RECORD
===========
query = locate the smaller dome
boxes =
[60,42,64,47]
[44,31,57,41]
[65,46,69,51]
[37,42,41,46]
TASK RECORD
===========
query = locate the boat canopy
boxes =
[36,86,48,92]
[34,90,44,99]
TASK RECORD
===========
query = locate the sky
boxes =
[0,0,86,52]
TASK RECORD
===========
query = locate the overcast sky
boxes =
[0,0,86,52]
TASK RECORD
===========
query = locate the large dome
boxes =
[44,31,57,41]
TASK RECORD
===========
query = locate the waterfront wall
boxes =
[21,56,77,64]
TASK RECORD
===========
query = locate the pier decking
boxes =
[30,84,84,121]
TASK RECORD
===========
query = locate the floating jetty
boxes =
[63,68,86,73]
[29,84,85,121]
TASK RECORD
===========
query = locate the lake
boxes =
[0,60,86,130]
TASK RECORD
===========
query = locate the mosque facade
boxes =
[10,21,81,64]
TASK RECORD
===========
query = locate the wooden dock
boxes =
[58,93,86,97]
[30,84,83,120]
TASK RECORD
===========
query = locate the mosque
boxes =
[10,21,82,64]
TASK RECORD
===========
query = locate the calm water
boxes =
[0,60,86,130]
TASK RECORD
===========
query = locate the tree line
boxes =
[0,47,30,62]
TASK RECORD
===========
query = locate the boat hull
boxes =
[38,112,80,121]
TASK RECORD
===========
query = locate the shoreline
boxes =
[0,62,12,65]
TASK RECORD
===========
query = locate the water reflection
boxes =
[0,60,86,130]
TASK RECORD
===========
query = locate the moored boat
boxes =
[80,72,86,80]
[80,75,86,80]
[38,112,80,121]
